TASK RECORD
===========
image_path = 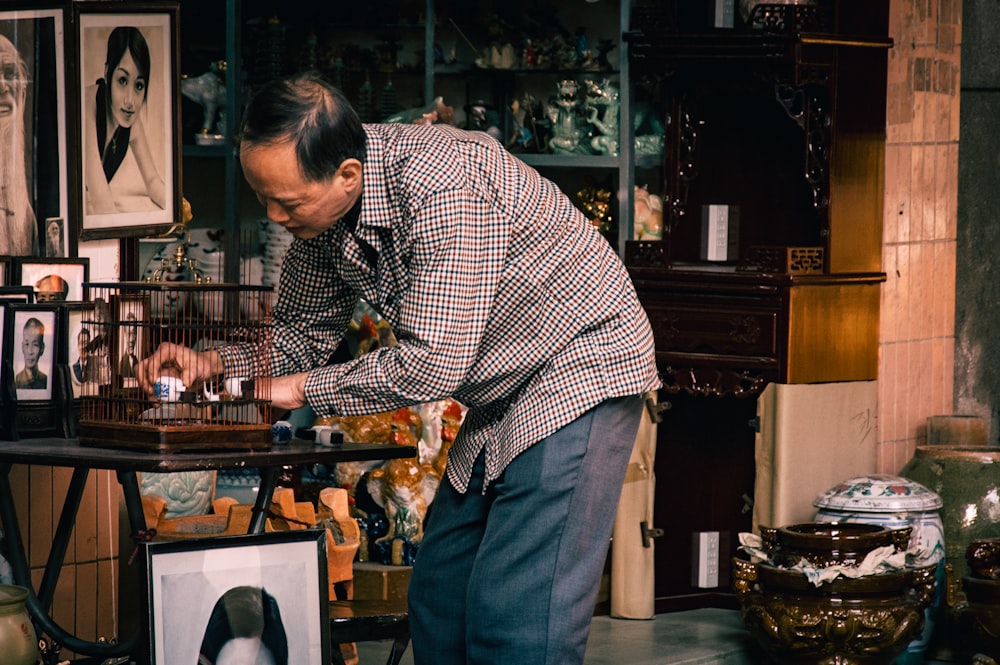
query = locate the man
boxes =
[138,72,660,665]
[118,313,139,379]
[73,327,91,383]
[35,274,69,302]
[15,317,47,390]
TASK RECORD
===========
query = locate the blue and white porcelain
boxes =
[814,474,944,665]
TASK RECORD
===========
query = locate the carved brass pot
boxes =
[733,556,937,665]
[945,538,1000,659]
[759,522,912,568]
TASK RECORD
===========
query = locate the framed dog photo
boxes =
[13,256,90,302]
[0,6,71,258]
[74,1,181,240]
[143,529,331,665]
[3,302,59,402]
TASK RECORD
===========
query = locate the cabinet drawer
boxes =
[642,297,781,362]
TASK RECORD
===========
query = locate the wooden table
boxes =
[0,437,415,663]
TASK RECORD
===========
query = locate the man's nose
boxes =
[266,200,289,223]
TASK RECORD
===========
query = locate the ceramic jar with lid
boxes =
[813,474,945,665]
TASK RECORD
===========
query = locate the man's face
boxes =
[36,291,61,303]
[240,140,356,240]
[22,329,43,369]
[78,331,90,359]
[0,41,24,123]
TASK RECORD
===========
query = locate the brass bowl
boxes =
[759,522,912,568]
[947,569,1000,659]
[967,537,1000,580]
[733,556,937,665]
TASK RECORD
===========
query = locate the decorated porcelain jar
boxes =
[814,474,944,665]
[0,585,38,665]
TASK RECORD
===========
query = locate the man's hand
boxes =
[137,342,224,396]
[263,371,309,411]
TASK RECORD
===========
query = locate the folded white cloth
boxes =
[738,532,927,587]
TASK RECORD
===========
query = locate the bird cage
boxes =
[78,280,274,452]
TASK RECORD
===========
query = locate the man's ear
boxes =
[338,159,362,193]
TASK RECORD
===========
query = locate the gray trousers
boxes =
[408,394,645,665]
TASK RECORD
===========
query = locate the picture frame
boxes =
[0,257,10,286]
[143,530,331,665]
[0,286,33,303]
[0,6,71,258]
[74,1,181,240]
[61,301,98,398]
[3,302,59,403]
[111,292,148,388]
[12,256,90,302]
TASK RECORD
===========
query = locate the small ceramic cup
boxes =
[271,420,293,445]
[153,376,186,402]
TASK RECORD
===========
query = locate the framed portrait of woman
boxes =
[0,6,70,258]
[73,2,180,240]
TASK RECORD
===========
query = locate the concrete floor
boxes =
[355,608,761,664]
[354,608,981,664]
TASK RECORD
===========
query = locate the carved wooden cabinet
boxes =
[624,0,891,609]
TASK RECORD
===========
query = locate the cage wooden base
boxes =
[79,421,271,452]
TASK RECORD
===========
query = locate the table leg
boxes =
[0,463,139,659]
[249,466,281,534]
[37,468,89,613]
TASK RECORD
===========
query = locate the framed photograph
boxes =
[111,293,148,387]
[12,256,90,302]
[0,6,70,258]
[74,2,181,239]
[0,286,33,303]
[144,530,331,665]
[61,301,99,398]
[3,302,59,402]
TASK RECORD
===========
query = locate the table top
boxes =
[0,438,415,473]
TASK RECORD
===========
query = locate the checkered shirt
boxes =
[222,123,660,492]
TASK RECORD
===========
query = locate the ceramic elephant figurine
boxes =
[181,63,226,135]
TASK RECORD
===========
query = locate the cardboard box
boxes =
[352,562,412,601]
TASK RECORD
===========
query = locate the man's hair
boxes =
[23,318,45,352]
[239,72,367,182]
[35,274,69,298]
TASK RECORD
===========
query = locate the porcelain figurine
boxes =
[181,61,227,144]
[634,185,663,240]
[547,80,587,155]
[585,78,619,156]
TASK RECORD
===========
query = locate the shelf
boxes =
[182,144,230,158]
[517,154,622,169]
